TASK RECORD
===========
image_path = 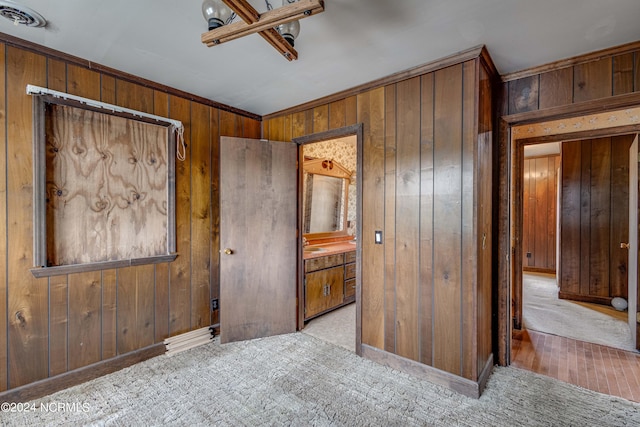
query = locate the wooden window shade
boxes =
[31,95,177,277]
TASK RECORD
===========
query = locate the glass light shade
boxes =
[202,0,232,30]
[278,20,300,47]
[611,297,628,311]
[278,0,300,47]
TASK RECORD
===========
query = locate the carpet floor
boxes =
[2,333,639,426]
[522,273,635,351]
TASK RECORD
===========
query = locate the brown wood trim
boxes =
[355,122,363,357]
[516,124,640,145]
[477,354,494,397]
[496,96,511,367]
[294,123,364,145]
[522,267,556,274]
[523,153,561,161]
[131,254,179,266]
[30,254,178,278]
[513,142,524,330]
[303,300,353,322]
[361,344,484,398]
[32,96,46,267]
[502,40,640,82]
[0,31,261,121]
[264,45,486,119]
[479,45,500,83]
[503,92,640,125]
[0,343,165,403]
[558,291,613,306]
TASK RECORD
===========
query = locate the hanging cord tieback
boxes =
[176,125,186,162]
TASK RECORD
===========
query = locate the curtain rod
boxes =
[26,84,184,131]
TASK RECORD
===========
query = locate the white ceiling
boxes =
[524,142,561,158]
[1,0,639,116]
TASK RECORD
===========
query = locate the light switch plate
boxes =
[375,230,382,244]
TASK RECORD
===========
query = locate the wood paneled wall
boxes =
[504,43,640,116]
[522,155,560,272]
[264,55,496,387]
[559,136,633,304]
[0,43,260,392]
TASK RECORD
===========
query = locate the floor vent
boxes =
[164,326,216,356]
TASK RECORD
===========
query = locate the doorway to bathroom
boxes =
[294,124,363,353]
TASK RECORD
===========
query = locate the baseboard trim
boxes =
[361,344,492,399]
[477,354,494,396]
[522,267,556,274]
[0,343,165,403]
[558,291,612,306]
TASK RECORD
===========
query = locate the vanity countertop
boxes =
[303,241,357,260]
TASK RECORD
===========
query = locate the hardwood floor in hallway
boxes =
[512,329,640,403]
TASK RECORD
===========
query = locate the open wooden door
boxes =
[219,137,297,344]
[630,134,639,350]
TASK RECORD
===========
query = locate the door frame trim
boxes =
[629,135,639,349]
[293,123,364,354]
[497,93,640,366]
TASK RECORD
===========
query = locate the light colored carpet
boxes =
[522,273,635,351]
[2,333,639,426]
[301,303,355,352]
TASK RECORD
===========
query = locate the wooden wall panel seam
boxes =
[417,77,423,364]
[394,76,421,361]
[633,52,640,92]
[1,43,6,391]
[430,74,436,368]
[460,69,465,376]
[383,84,396,354]
[189,101,193,330]
[7,46,49,388]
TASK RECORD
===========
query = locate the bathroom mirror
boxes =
[302,158,351,237]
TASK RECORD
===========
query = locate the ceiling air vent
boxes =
[0,1,46,27]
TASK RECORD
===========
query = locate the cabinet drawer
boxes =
[345,250,356,264]
[345,262,356,280]
[345,278,356,299]
[305,253,343,273]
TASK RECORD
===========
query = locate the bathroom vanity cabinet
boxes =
[304,249,356,320]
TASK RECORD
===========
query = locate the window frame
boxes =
[30,94,177,278]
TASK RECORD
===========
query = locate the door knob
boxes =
[620,242,630,249]
[223,248,233,255]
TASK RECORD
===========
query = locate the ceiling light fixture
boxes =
[202,0,233,30]
[0,1,46,27]
[201,0,324,61]
[277,0,300,48]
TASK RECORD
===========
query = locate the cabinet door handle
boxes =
[323,283,330,296]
